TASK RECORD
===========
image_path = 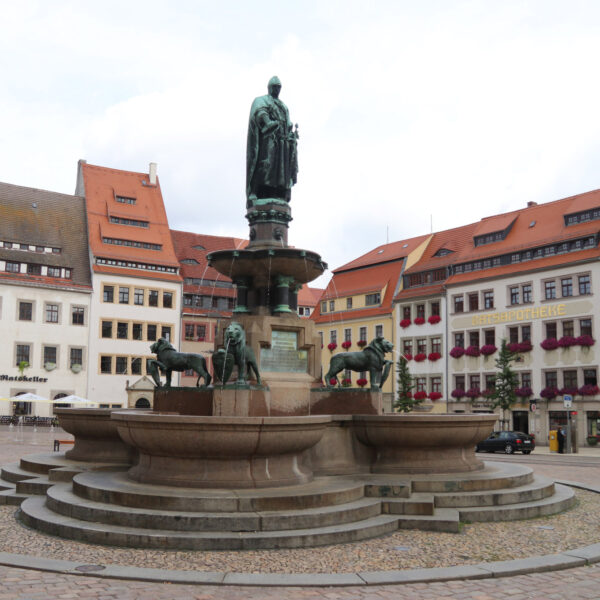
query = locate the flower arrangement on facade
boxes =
[558,336,578,348]
[341,378,352,387]
[559,386,578,396]
[449,346,465,359]
[540,338,559,351]
[329,377,338,386]
[428,352,442,361]
[481,388,495,399]
[428,391,442,401]
[327,342,337,351]
[403,353,413,361]
[356,378,368,387]
[428,315,441,324]
[507,340,533,353]
[451,388,466,399]
[479,344,497,356]
[577,335,595,347]
[515,386,533,398]
[540,386,560,399]
[465,387,481,398]
[400,319,411,328]
[414,317,426,325]
[413,390,427,400]
[579,384,600,396]
[341,340,352,349]
[357,339,367,347]
[465,345,480,357]
[413,352,427,362]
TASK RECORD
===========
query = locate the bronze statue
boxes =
[148,338,211,387]
[325,337,393,391]
[219,322,261,385]
[246,76,298,207]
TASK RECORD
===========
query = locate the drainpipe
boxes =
[444,284,449,414]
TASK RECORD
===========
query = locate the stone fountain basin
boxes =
[111,411,332,488]
[55,408,136,464]
[353,413,498,474]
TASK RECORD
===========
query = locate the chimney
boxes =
[527,201,537,208]
[149,162,157,185]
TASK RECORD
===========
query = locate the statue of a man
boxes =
[246,76,298,207]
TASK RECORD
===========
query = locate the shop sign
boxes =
[0,374,49,383]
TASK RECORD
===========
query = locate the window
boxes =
[545,371,558,388]
[580,319,593,337]
[365,293,381,306]
[43,346,57,365]
[119,287,130,304]
[484,329,495,346]
[483,291,494,309]
[403,306,411,320]
[416,377,426,392]
[344,328,351,342]
[522,284,532,303]
[185,324,194,340]
[416,304,425,319]
[103,286,114,303]
[359,326,367,342]
[18,301,33,321]
[149,290,159,307]
[579,274,591,295]
[454,332,464,348]
[522,325,531,342]
[115,357,128,374]
[72,306,84,325]
[134,289,144,305]
[510,287,519,305]
[16,344,30,366]
[330,330,337,344]
[132,323,143,340]
[100,356,112,374]
[584,369,597,386]
[509,326,519,344]
[454,296,464,313]
[70,348,82,368]
[147,324,157,341]
[563,370,578,389]
[546,322,557,338]
[561,278,573,297]
[417,338,427,354]
[468,293,479,311]
[469,374,480,390]
[101,321,112,338]
[329,300,335,312]
[346,297,353,309]
[485,374,496,390]
[403,339,413,355]
[544,280,556,300]
[131,357,142,375]
[431,301,440,316]
[521,372,531,388]
[455,375,465,391]
[163,292,173,308]
[27,263,41,275]
[321,302,327,313]
[115,195,136,205]
[45,303,59,323]
[469,331,479,347]
[47,267,61,277]
[431,377,441,393]
[197,325,206,340]
[563,320,574,337]
[431,337,441,353]
[162,326,171,341]
[6,261,20,273]
[109,216,148,227]
[117,322,128,339]
[375,324,383,338]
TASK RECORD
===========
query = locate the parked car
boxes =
[475,431,535,454]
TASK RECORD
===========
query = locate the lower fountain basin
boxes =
[353,413,497,474]
[111,411,332,488]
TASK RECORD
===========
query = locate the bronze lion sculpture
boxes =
[325,337,393,391]
[223,321,261,385]
[148,338,211,387]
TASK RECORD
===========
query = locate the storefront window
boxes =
[587,411,600,437]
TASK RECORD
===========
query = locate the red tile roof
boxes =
[297,284,323,307]
[79,162,181,281]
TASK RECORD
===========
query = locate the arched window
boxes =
[135,397,151,409]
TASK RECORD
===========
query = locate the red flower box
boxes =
[414,317,426,325]
[481,388,495,398]
[465,387,481,398]
[558,336,577,348]
[428,315,441,324]
[579,384,600,396]
[540,338,559,351]
[428,352,441,361]
[403,353,413,361]
[540,386,559,399]
[450,346,465,359]
[577,335,595,347]
[515,386,533,397]
[559,386,578,396]
[428,391,442,401]
[341,378,352,387]
[414,390,427,400]
[400,319,411,328]
[465,345,480,357]
[329,377,337,386]
[480,344,497,356]
[508,341,533,353]
[341,340,352,349]
[327,342,337,351]
[414,352,427,362]
[451,388,466,399]
[357,378,368,387]
[357,339,367,347]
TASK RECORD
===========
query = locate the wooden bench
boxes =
[53,439,74,452]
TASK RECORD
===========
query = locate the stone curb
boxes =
[0,481,597,588]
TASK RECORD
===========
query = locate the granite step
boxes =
[382,495,435,515]
[48,466,87,482]
[1,463,39,484]
[0,487,28,506]
[46,483,383,532]
[16,476,53,495]
[458,483,576,522]
[396,508,460,533]
[71,471,367,512]
[19,496,401,550]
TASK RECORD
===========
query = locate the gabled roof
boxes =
[77,161,181,281]
[0,181,92,290]
[297,284,323,307]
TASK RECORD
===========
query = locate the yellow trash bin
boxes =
[549,430,558,452]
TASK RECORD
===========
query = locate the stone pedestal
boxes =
[212,385,271,416]
[309,389,382,415]
[153,388,213,416]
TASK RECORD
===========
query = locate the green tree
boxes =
[490,339,519,430]
[394,355,420,412]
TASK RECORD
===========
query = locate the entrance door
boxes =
[512,411,529,434]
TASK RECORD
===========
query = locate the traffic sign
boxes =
[563,394,573,408]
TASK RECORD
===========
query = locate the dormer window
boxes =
[565,207,600,226]
[115,195,136,205]
[434,248,453,257]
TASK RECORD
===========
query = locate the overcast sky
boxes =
[2,1,600,287]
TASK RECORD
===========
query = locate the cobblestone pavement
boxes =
[1,427,600,599]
